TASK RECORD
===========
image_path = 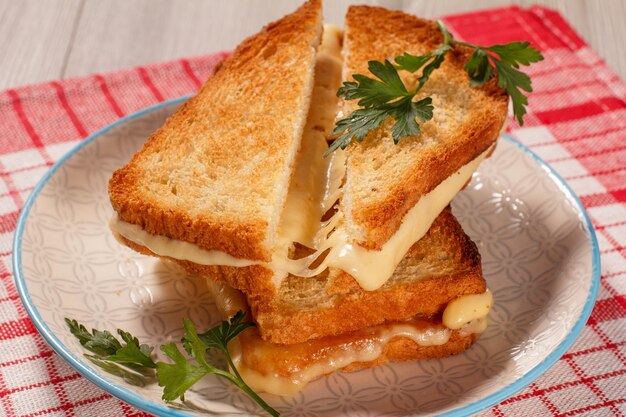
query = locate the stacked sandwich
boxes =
[108,0,507,395]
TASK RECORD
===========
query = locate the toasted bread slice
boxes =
[109,0,323,266]
[248,207,485,344]
[340,6,508,250]
[111,20,344,299]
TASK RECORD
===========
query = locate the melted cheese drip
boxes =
[109,23,496,291]
[110,218,259,267]
[443,289,493,330]
[459,316,488,337]
[206,281,491,396]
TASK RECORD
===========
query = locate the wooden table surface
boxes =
[1,0,625,91]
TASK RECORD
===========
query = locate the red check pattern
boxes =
[0,6,624,417]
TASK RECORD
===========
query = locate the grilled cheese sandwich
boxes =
[107,0,508,398]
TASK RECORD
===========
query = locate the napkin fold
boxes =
[0,6,624,417]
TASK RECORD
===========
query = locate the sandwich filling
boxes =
[109,23,495,292]
[208,281,492,396]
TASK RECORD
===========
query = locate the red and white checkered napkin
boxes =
[0,6,624,417]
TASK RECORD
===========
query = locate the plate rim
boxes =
[12,97,601,417]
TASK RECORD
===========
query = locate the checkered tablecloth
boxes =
[0,5,624,417]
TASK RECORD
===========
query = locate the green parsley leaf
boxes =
[326,96,435,155]
[493,59,533,124]
[393,44,452,88]
[417,44,452,86]
[107,329,156,370]
[486,42,544,67]
[394,52,432,73]
[325,106,390,156]
[157,335,214,401]
[65,318,156,387]
[159,315,278,417]
[461,41,543,123]
[85,356,149,386]
[66,318,122,357]
[387,97,434,143]
[464,49,494,88]
[337,60,409,107]
[330,40,450,153]
[191,310,255,354]
[485,42,543,124]
[336,81,359,100]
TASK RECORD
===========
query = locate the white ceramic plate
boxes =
[13,98,600,417]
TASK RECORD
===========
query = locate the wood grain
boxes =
[0,0,624,89]
[63,0,305,77]
[583,1,626,82]
[0,0,83,90]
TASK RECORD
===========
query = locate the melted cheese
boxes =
[275,24,344,251]
[109,218,258,267]
[301,144,494,290]
[459,316,488,337]
[208,279,249,318]
[443,289,493,330]
[233,318,487,396]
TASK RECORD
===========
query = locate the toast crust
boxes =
[341,6,508,249]
[249,207,485,344]
[109,0,323,262]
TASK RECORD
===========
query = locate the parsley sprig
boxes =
[66,311,279,417]
[326,21,543,156]
[65,318,156,386]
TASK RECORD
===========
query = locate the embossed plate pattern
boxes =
[13,98,600,417]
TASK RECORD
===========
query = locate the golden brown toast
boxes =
[109,0,323,264]
[340,6,508,250]
[248,207,485,344]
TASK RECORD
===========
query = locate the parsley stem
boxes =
[449,39,479,49]
[221,373,279,417]
[222,354,279,417]
[437,20,453,45]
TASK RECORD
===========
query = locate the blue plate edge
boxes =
[435,134,601,417]
[12,97,197,417]
[10,99,601,417]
